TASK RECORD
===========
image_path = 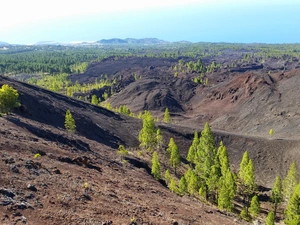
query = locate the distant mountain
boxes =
[174,40,193,44]
[97,38,169,45]
[34,41,62,45]
[0,41,9,46]
[33,41,100,46]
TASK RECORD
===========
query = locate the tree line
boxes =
[2,43,300,76]
[137,111,300,225]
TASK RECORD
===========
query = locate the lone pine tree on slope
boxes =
[64,110,76,133]
[0,84,21,114]
[163,107,171,123]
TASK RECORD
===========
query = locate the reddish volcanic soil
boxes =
[1,54,300,224]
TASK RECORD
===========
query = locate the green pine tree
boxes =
[137,112,143,119]
[271,176,283,217]
[138,111,157,151]
[187,170,200,195]
[178,176,187,195]
[266,211,275,225]
[239,151,256,196]
[187,131,199,164]
[169,138,181,175]
[194,122,217,200]
[164,169,171,184]
[238,153,256,216]
[163,108,171,123]
[244,159,256,192]
[239,151,250,181]
[217,141,230,177]
[169,178,178,193]
[199,186,207,201]
[0,84,21,114]
[184,168,193,183]
[64,110,76,133]
[240,208,251,222]
[102,91,108,100]
[151,151,161,180]
[195,122,216,180]
[283,162,299,202]
[91,94,99,105]
[218,169,236,211]
[166,137,176,155]
[284,183,300,225]
[156,129,163,150]
[206,163,221,200]
[249,195,260,218]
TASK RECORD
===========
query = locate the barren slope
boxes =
[1,57,300,224]
[3,74,300,186]
[186,69,300,139]
[86,56,300,139]
[0,76,252,225]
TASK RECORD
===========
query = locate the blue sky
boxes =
[1,0,299,44]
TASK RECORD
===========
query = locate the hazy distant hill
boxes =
[34,41,62,45]
[97,38,169,45]
[0,41,9,46]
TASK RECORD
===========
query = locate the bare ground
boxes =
[1,54,300,224]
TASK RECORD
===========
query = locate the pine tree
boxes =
[137,112,143,119]
[91,94,99,105]
[243,159,256,192]
[187,170,199,195]
[119,105,131,115]
[184,168,193,183]
[0,84,21,114]
[138,111,157,151]
[169,178,178,193]
[218,169,236,211]
[156,129,163,150]
[238,153,256,216]
[102,91,108,100]
[239,151,250,181]
[163,108,171,123]
[206,163,221,200]
[64,110,76,133]
[284,183,300,225]
[194,122,217,200]
[187,131,199,164]
[151,151,161,180]
[169,138,181,175]
[218,141,230,177]
[178,176,187,195]
[283,162,299,202]
[164,169,171,184]
[166,137,176,155]
[195,122,216,180]
[66,87,73,97]
[266,211,275,225]
[249,195,260,218]
[239,151,256,196]
[271,176,283,217]
[240,208,251,222]
[199,187,207,201]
